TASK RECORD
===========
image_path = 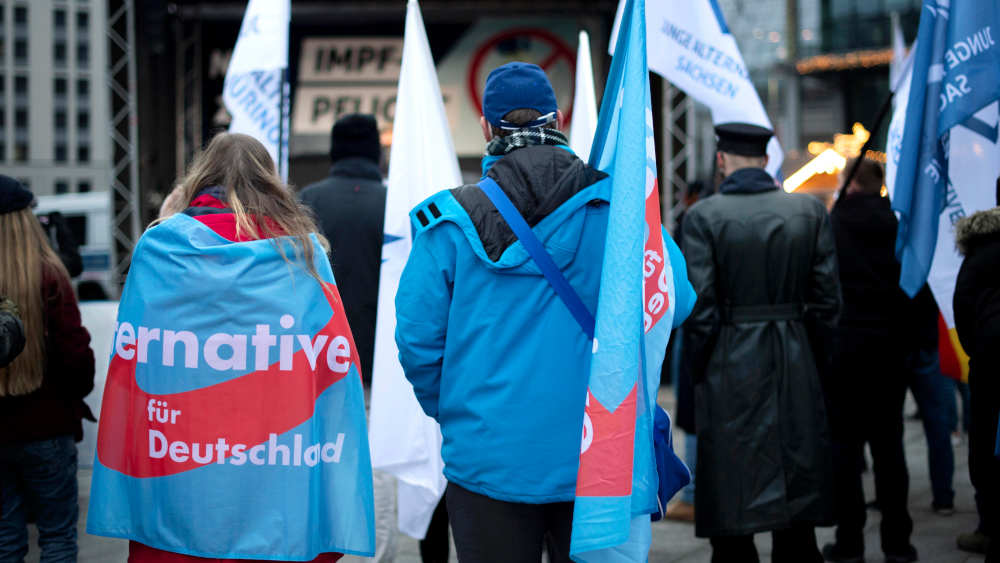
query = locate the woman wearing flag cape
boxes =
[88,134,376,562]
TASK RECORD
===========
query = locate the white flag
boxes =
[611,0,783,176]
[569,30,598,160]
[223,0,290,179]
[368,0,459,540]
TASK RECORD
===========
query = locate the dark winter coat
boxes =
[954,205,1000,440]
[0,300,25,367]
[0,265,95,444]
[830,193,910,332]
[953,205,1000,556]
[299,158,386,385]
[39,211,84,278]
[681,167,841,537]
[954,206,1000,383]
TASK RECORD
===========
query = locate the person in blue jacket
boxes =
[395,62,695,563]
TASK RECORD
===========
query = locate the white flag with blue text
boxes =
[891,0,1000,296]
[223,0,290,179]
[612,0,783,176]
[887,10,1000,327]
[368,0,459,540]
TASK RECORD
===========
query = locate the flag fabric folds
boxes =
[892,0,1000,297]
[86,214,375,559]
[368,0,460,540]
[613,0,783,176]
[570,0,680,559]
[223,0,291,180]
[570,30,599,161]
[887,37,972,382]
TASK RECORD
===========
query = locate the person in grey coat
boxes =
[681,123,841,563]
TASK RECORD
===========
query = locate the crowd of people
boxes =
[0,61,997,563]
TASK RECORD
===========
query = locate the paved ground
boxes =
[28,388,985,562]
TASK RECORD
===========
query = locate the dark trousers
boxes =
[445,482,573,563]
[419,496,450,563]
[709,525,821,563]
[828,330,913,555]
[0,436,79,563]
[969,369,1000,561]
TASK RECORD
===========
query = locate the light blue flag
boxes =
[893,0,1000,296]
[87,214,375,559]
[570,0,686,560]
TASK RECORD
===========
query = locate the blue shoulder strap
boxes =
[478,177,595,340]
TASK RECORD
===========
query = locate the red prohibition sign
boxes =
[467,28,577,123]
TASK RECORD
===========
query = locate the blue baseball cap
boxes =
[482,62,559,130]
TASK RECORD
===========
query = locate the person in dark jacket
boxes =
[0,175,95,562]
[0,297,26,368]
[396,62,694,563]
[953,188,1000,562]
[681,123,841,563]
[823,158,917,563]
[38,210,84,278]
[299,114,386,386]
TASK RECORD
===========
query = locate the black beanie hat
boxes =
[0,175,33,215]
[329,113,381,165]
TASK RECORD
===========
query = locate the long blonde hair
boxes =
[162,133,328,278]
[0,207,71,396]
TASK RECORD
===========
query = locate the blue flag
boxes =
[893,0,1000,296]
[87,214,375,559]
[570,0,692,559]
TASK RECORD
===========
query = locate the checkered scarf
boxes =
[486,128,570,156]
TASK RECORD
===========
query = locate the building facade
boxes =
[1,0,112,196]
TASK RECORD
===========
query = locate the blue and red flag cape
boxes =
[87,213,375,560]
[571,0,691,560]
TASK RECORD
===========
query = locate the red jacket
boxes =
[0,262,95,444]
[129,195,342,563]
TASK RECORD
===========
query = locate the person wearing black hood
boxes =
[952,180,1000,561]
[822,158,917,563]
[299,113,386,386]
[682,123,841,563]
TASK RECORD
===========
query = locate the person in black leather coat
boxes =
[682,123,841,563]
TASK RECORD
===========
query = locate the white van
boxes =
[33,191,114,298]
